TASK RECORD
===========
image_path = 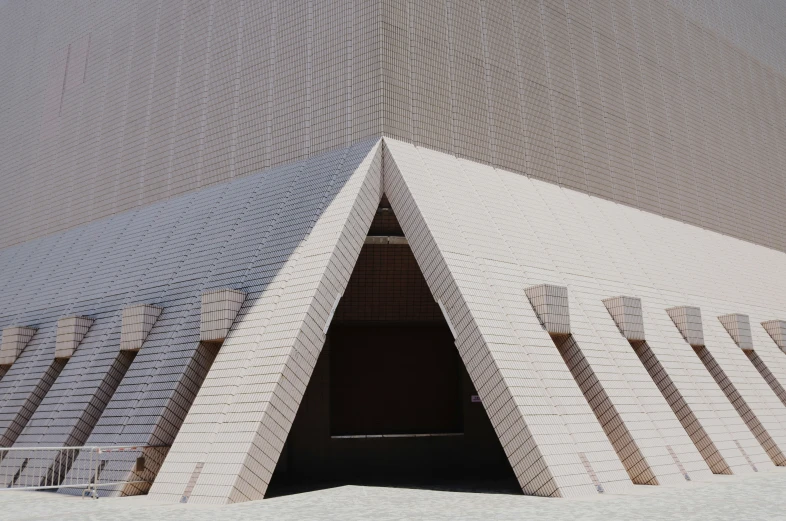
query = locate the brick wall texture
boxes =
[2,1,786,251]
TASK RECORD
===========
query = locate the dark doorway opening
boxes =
[330,323,462,437]
[266,198,518,497]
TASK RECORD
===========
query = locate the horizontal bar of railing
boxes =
[2,480,150,491]
[0,445,168,452]
[0,445,170,498]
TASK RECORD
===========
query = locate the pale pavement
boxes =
[1,469,785,521]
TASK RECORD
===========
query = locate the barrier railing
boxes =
[0,445,167,499]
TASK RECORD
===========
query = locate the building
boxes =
[1,0,786,505]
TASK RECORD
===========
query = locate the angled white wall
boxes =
[383,141,633,497]
[565,191,773,475]
[381,139,786,477]
[148,141,385,504]
[383,139,706,488]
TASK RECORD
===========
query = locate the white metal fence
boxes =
[0,445,164,499]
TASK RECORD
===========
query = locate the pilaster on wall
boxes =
[762,321,786,354]
[0,315,139,489]
[54,316,93,359]
[564,190,776,477]
[603,297,645,342]
[718,314,754,351]
[603,300,769,475]
[200,290,246,343]
[0,325,67,448]
[0,327,36,368]
[738,319,786,410]
[689,312,786,466]
[120,305,163,352]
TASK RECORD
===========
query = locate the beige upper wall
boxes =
[668,0,786,75]
[1,0,786,251]
[0,0,382,247]
[382,0,786,252]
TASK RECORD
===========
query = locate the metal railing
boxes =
[0,445,166,499]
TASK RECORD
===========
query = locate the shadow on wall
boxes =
[0,140,381,497]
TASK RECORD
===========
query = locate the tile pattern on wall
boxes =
[525,285,571,335]
[665,0,786,75]
[631,339,732,474]
[146,140,384,503]
[0,136,785,503]
[691,342,786,466]
[719,313,754,350]
[385,139,712,488]
[667,307,705,346]
[582,215,776,474]
[382,141,633,497]
[65,140,381,498]
[120,305,163,352]
[551,333,670,484]
[54,316,94,360]
[383,139,786,484]
[754,321,786,392]
[0,327,37,368]
[0,0,783,505]
[0,329,67,449]
[2,0,786,255]
[603,296,646,341]
[0,315,137,489]
[744,349,786,409]
[0,141,381,496]
[0,0,382,249]
[332,243,445,324]
[380,0,786,252]
[762,321,786,354]
[199,290,246,343]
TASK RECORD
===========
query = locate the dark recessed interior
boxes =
[266,201,519,497]
[329,323,462,437]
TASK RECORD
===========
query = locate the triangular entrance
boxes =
[266,197,518,495]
